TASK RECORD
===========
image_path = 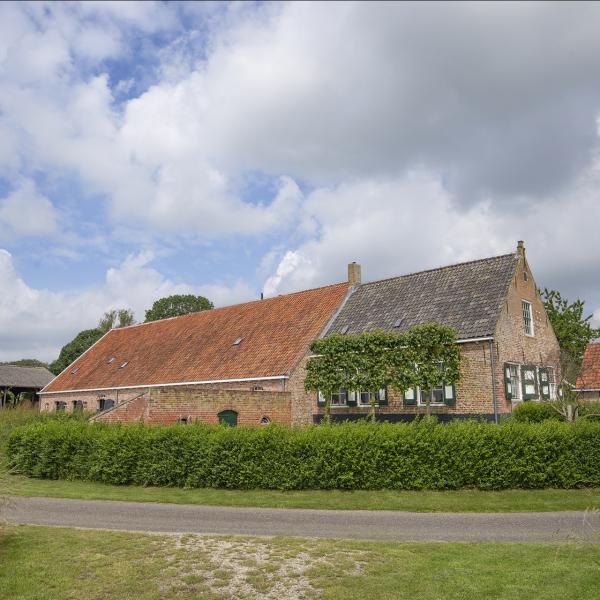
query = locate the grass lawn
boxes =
[2,467,600,512]
[1,524,599,599]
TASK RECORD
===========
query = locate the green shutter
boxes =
[317,391,326,407]
[538,368,551,400]
[403,388,417,406]
[503,364,513,401]
[347,391,357,407]
[378,388,388,406]
[443,384,456,406]
[521,365,538,400]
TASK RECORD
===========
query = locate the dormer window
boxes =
[71,367,79,375]
[233,337,243,346]
[119,361,129,368]
[522,300,533,336]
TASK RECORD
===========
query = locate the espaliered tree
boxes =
[305,323,461,422]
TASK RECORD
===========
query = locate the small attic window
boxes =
[233,337,243,346]
[393,318,403,328]
[523,271,529,282]
[71,367,79,375]
[340,325,349,335]
[107,357,115,364]
[119,361,129,369]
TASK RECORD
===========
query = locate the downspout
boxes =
[489,340,498,424]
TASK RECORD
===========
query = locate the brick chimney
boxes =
[348,262,361,286]
[517,240,525,258]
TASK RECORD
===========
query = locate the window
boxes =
[522,300,533,336]
[330,388,348,406]
[71,367,79,375]
[178,416,190,425]
[357,390,386,406]
[506,364,522,401]
[98,398,114,411]
[55,401,66,411]
[524,270,529,282]
[252,385,264,391]
[260,416,271,425]
[547,367,557,400]
[119,361,128,369]
[521,366,538,400]
[418,383,445,406]
[233,337,243,346]
[72,400,84,411]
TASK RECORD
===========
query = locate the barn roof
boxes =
[0,365,55,389]
[42,282,349,394]
[576,343,600,390]
[326,253,519,340]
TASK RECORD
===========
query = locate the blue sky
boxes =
[2,1,600,361]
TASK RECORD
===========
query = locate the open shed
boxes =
[0,366,55,407]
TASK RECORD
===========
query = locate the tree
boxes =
[98,308,135,333]
[542,289,600,379]
[144,294,214,322]
[49,328,105,375]
[0,359,49,368]
[305,323,461,422]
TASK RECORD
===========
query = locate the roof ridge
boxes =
[360,252,518,287]
[112,281,348,332]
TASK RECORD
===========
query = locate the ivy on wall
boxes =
[304,323,461,418]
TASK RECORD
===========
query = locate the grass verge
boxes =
[1,467,599,512]
[1,525,599,599]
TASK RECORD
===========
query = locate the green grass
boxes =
[2,467,600,512]
[1,525,599,599]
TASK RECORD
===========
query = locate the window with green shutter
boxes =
[503,364,513,401]
[538,367,551,400]
[521,365,538,400]
[403,388,417,405]
[443,384,456,406]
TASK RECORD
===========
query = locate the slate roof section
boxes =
[42,282,349,393]
[576,343,600,390]
[0,366,55,389]
[326,253,519,340]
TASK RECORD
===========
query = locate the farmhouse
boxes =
[576,343,600,401]
[39,241,561,425]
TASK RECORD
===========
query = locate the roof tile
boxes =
[43,283,348,393]
[326,253,518,339]
[577,343,600,389]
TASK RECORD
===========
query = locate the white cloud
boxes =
[262,160,600,324]
[0,248,254,362]
[0,179,59,236]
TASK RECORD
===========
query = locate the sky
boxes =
[1,1,600,362]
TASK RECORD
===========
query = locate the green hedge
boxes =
[6,419,600,490]
[511,402,564,423]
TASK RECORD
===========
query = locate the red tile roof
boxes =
[576,343,600,390]
[43,283,349,393]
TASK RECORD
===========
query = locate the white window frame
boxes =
[506,362,522,401]
[522,300,534,336]
[356,390,379,406]
[329,388,348,407]
[416,384,446,407]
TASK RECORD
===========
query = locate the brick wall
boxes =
[94,385,292,426]
[493,249,561,411]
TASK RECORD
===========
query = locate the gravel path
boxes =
[3,496,599,543]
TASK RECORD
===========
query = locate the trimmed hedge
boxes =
[511,402,564,423]
[6,419,600,490]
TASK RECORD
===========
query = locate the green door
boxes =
[218,410,238,427]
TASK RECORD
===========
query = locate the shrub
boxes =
[6,419,600,491]
[511,402,563,423]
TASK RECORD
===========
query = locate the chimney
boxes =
[517,240,525,258]
[348,262,362,286]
